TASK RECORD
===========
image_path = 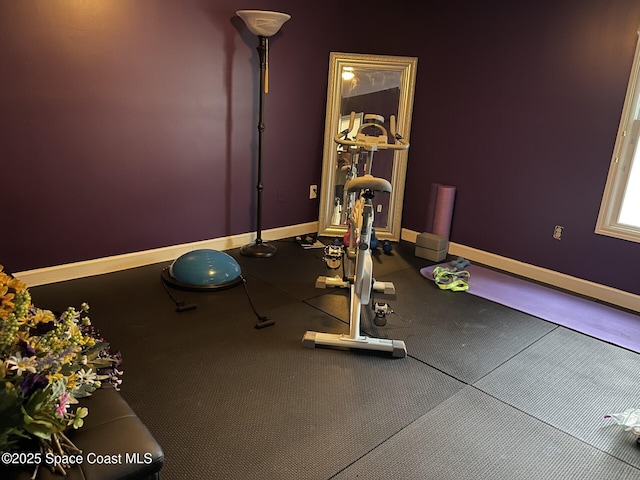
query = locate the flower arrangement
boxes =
[0,265,122,475]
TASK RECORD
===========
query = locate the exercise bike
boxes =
[302,112,409,357]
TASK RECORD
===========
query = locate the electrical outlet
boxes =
[553,225,564,240]
[309,184,317,199]
[377,204,383,213]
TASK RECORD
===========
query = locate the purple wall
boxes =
[397,0,640,296]
[1,0,341,272]
[2,0,640,295]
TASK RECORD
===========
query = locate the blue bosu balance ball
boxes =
[162,249,243,291]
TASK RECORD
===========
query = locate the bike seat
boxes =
[345,174,392,193]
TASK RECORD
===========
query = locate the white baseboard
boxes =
[15,224,640,314]
[14,222,319,287]
[401,228,640,313]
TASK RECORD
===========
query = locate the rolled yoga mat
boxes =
[431,184,456,239]
[425,182,439,233]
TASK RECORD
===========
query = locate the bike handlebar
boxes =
[335,112,409,151]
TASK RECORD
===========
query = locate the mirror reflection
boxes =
[318,53,418,241]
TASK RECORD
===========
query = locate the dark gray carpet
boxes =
[119,299,464,479]
[475,327,640,468]
[26,239,640,479]
[306,265,557,383]
[335,386,640,480]
[230,238,333,300]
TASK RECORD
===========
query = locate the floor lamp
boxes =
[236,10,291,258]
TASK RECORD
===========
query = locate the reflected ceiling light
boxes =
[342,67,355,81]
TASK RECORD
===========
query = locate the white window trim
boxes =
[596,28,640,243]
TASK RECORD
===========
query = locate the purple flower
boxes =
[18,340,36,357]
[112,351,123,368]
[20,374,49,398]
[80,324,104,342]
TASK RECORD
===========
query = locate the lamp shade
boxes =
[236,10,290,37]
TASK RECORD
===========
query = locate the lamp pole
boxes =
[240,35,274,257]
[237,10,290,258]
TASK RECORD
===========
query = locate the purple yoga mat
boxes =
[432,185,456,239]
[421,264,640,354]
[424,182,439,233]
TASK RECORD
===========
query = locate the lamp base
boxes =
[240,240,277,258]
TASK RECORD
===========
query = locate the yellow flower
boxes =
[14,331,32,345]
[29,308,55,326]
[0,287,15,309]
[69,324,81,337]
[48,373,64,383]
[62,355,73,364]
[0,265,26,291]
[66,373,78,390]
[0,266,28,322]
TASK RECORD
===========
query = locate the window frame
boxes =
[596,28,640,243]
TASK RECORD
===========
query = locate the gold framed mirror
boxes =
[317,52,418,241]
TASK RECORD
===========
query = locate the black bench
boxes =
[7,386,164,479]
